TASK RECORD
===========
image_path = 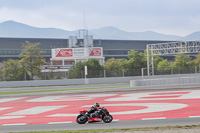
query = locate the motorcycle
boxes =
[76,107,113,124]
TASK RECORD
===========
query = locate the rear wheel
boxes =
[103,114,113,123]
[76,115,88,124]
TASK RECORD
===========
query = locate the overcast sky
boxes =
[0,0,200,36]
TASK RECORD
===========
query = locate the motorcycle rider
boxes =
[87,103,100,118]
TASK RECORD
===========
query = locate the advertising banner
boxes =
[89,48,102,56]
[52,47,103,59]
[54,49,73,57]
[73,48,86,57]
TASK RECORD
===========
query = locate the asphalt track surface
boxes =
[0,83,200,133]
[1,118,200,133]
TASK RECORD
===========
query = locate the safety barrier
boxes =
[1,73,200,88]
[130,76,200,87]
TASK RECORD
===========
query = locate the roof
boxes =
[0,37,173,50]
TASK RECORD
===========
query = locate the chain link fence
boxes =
[1,66,200,81]
[38,65,200,80]
[154,66,200,75]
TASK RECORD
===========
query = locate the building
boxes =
[0,37,175,64]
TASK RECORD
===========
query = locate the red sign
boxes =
[89,48,101,56]
[56,49,73,57]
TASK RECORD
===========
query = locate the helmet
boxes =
[94,103,100,108]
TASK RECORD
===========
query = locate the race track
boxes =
[0,84,200,132]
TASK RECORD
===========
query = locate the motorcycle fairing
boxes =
[88,117,102,122]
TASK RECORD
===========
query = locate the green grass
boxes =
[0,86,129,95]
[10,125,200,133]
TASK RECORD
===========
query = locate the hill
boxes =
[0,20,199,41]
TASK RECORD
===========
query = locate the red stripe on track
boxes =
[0,89,200,125]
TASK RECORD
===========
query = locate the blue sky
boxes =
[0,0,200,36]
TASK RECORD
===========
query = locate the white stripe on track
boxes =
[48,121,72,124]
[0,116,25,119]
[6,106,67,115]
[142,117,166,120]
[0,97,26,103]
[189,116,200,118]
[3,123,27,126]
[47,114,77,117]
[0,107,12,111]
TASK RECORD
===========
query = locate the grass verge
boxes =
[10,125,200,133]
[0,86,129,95]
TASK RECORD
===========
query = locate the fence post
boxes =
[199,64,200,73]
[24,72,26,81]
[65,71,67,78]
[141,68,144,79]
[122,69,124,77]
[171,66,173,75]
[104,70,106,78]
[85,66,87,79]
[195,66,197,74]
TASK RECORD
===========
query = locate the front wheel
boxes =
[76,115,88,124]
[103,114,113,123]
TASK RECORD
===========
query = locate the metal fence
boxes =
[39,66,200,80]
[1,66,199,81]
[154,66,200,75]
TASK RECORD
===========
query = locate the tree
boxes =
[193,52,200,66]
[0,69,2,81]
[19,41,46,80]
[104,58,121,70]
[127,50,146,69]
[83,58,104,78]
[171,53,192,74]
[144,49,164,68]
[84,58,103,70]
[104,58,122,77]
[118,58,129,70]
[157,59,171,68]
[68,59,104,79]
[126,50,146,76]
[68,61,84,79]
[173,53,192,67]
[156,59,172,75]
[1,59,24,81]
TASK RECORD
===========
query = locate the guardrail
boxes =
[0,77,135,88]
[1,73,200,88]
[130,76,200,87]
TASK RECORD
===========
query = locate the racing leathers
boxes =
[87,106,100,118]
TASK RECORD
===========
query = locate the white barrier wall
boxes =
[0,77,135,88]
[130,76,200,87]
[1,73,200,88]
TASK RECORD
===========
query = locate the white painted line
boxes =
[189,116,200,118]
[0,97,26,103]
[0,107,12,111]
[0,116,25,119]
[48,121,72,124]
[113,119,119,121]
[142,117,166,120]
[6,106,67,115]
[3,123,27,126]
[84,103,187,115]
[47,114,77,117]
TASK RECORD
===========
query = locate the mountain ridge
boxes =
[0,20,199,41]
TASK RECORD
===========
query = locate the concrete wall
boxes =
[130,75,200,87]
[0,77,135,88]
[0,73,200,88]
